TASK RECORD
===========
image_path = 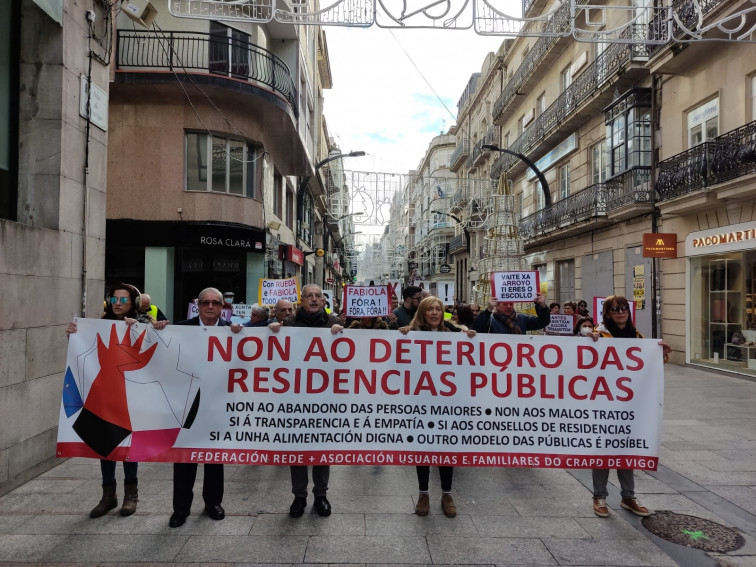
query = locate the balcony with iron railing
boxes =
[492,0,587,124]
[116,30,298,116]
[656,121,756,203]
[450,139,470,172]
[492,32,647,180]
[646,0,725,59]
[519,166,652,243]
[468,126,501,168]
[448,233,467,254]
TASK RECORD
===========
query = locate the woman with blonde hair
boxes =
[400,296,475,518]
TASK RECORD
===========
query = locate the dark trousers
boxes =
[100,459,138,484]
[290,465,329,498]
[173,463,223,513]
[416,466,454,492]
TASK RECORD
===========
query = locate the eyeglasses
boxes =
[200,300,223,307]
[410,295,422,300]
[302,293,323,299]
[608,305,629,313]
[109,297,129,304]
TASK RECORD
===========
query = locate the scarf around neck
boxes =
[493,310,522,334]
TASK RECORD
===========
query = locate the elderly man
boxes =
[244,303,271,327]
[271,299,294,323]
[170,287,243,528]
[269,284,343,518]
[473,293,550,334]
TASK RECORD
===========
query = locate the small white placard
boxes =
[80,75,108,132]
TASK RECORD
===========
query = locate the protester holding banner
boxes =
[450,304,475,329]
[269,284,343,518]
[390,285,423,328]
[563,301,577,315]
[550,302,561,314]
[64,283,168,519]
[473,294,550,334]
[590,295,670,519]
[244,304,271,327]
[270,299,294,323]
[399,296,476,518]
[577,300,590,317]
[170,287,243,528]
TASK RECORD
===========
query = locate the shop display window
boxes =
[690,252,756,374]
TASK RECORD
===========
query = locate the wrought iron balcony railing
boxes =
[450,139,470,171]
[519,183,607,240]
[468,126,501,168]
[491,0,579,122]
[492,30,647,180]
[656,121,756,201]
[117,30,298,116]
[450,183,469,207]
[519,167,651,240]
[647,0,724,58]
[448,234,466,254]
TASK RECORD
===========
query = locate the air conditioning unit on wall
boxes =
[121,0,158,29]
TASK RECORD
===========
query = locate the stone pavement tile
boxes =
[511,498,591,518]
[41,534,189,562]
[473,515,590,538]
[426,535,557,565]
[706,486,756,515]
[445,493,519,516]
[10,478,87,494]
[332,493,413,514]
[305,535,431,564]
[176,535,307,563]
[251,512,365,535]
[38,459,101,480]
[701,458,756,472]
[0,534,65,562]
[8,513,145,535]
[639,493,731,524]
[366,512,479,536]
[575,516,646,539]
[0,492,89,515]
[711,557,756,567]
[0,514,33,534]
[542,537,678,566]
[129,512,256,535]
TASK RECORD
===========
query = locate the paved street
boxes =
[0,364,754,566]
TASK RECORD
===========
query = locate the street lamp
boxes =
[324,212,364,223]
[482,144,552,207]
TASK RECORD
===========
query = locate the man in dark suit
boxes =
[170,287,243,528]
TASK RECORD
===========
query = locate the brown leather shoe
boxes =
[441,493,457,518]
[621,497,651,516]
[593,497,609,518]
[415,493,429,516]
[90,483,117,518]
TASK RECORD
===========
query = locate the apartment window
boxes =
[604,88,652,177]
[522,45,530,62]
[592,140,608,184]
[557,259,575,305]
[286,187,294,228]
[688,98,719,147]
[561,65,572,92]
[209,22,250,78]
[518,115,525,135]
[536,93,546,117]
[185,133,256,196]
[504,131,510,149]
[558,163,571,200]
[273,173,282,218]
[535,180,545,211]
[752,76,756,120]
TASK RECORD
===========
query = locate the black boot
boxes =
[90,482,117,518]
[120,480,138,516]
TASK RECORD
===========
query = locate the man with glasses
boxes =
[390,285,423,328]
[170,287,243,528]
[268,284,343,518]
[473,293,550,335]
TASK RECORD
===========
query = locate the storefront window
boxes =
[690,251,756,374]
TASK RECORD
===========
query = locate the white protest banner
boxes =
[545,314,576,335]
[58,319,664,470]
[259,278,299,306]
[342,285,390,317]
[491,271,539,301]
[437,282,455,305]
